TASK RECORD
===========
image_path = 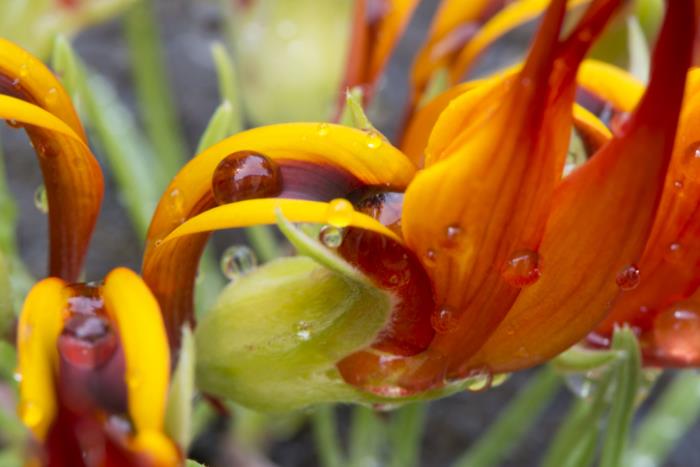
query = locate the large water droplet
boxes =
[326,198,354,227]
[19,400,42,428]
[319,225,343,248]
[431,306,456,334]
[654,301,700,363]
[502,250,541,287]
[616,264,640,291]
[211,151,282,205]
[34,185,48,213]
[220,245,258,280]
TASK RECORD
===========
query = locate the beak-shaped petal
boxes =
[342,0,420,100]
[472,0,696,372]
[102,268,178,465]
[593,69,700,363]
[17,278,66,440]
[400,0,622,376]
[0,39,103,281]
[143,123,416,347]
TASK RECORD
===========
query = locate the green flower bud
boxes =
[195,256,392,412]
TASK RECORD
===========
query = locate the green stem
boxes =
[627,371,700,467]
[348,406,383,467]
[389,403,428,467]
[453,367,561,467]
[312,405,344,467]
[123,0,187,182]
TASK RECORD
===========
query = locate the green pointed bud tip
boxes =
[194,256,393,412]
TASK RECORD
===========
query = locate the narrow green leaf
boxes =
[600,327,642,467]
[185,460,206,467]
[390,403,428,467]
[164,326,196,451]
[348,406,384,467]
[195,101,234,154]
[339,87,374,131]
[453,367,560,467]
[312,405,345,467]
[0,251,14,335]
[211,42,243,134]
[627,371,700,467]
[553,345,622,373]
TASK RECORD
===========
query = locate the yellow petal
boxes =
[101,268,176,464]
[578,59,645,113]
[17,278,66,439]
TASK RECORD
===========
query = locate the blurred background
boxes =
[1,0,699,465]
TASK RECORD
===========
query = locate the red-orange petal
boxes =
[400,0,620,377]
[0,39,103,281]
[471,0,696,373]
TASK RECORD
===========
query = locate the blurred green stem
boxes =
[124,0,187,182]
[453,367,560,467]
[348,406,383,467]
[312,405,344,467]
[390,403,428,467]
[628,372,700,467]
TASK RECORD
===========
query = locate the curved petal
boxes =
[0,39,103,282]
[101,268,178,465]
[143,124,415,347]
[577,59,644,113]
[17,277,66,440]
[593,70,700,347]
[471,0,696,373]
[448,0,591,83]
[400,0,620,376]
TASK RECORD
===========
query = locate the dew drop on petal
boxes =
[34,185,48,214]
[326,198,354,227]
[6,119,21,129]
[211,151,282,205]
[431,306,457,334]
[443,224,463,248]
[19,63,29,79]
[365,130,383,149]
[616,264,641,291]
[673,180,684,190]
[502,250,541,287]
[220,245,258,280]
[44,87,58,106]
[19,400,42,428]
[316,122,330,137]
[666,242,683,263]
[169,188,185,220]
[319,225,343,248]
[491,373,510,388]
[465,370,492,392]
[654,302,700,364]
[424,249,437,267]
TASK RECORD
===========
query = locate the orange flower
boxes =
[0,39,177,465]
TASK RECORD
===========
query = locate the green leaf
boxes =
[389,403,427,467]
[0,251,14,336]
[164,326,196,451]
[211,43,243,134]
[600,326,642,467]
[186,460,207,467]
[195,101,234,154]
[552,345,621,373]
[339,87,374,131]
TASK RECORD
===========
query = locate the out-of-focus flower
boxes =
[0,0,137,58]
[0,39,177,465]
[137,0,695,410]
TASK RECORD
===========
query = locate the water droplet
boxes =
[295,321,311,341]
[154,239,163,247]
[169,188,185,220]
[317,122,330,137]
[19,63,29,79]
[654,301,700,363]
[326,198,354,227]
[220,245,258,280]
[616,264,640,291]
[319,225,343,248]
[465,371,492,392]
[443,224,463,248]
[431,306,456,333]
[34,185,48,213]
[19,400,42,428]
[686,142,700,160]
[365,130,383,149]
[44,87,58,106]
[666,242,683,263]
[211,151,282,205]
[491,373,509,387]
[424,249,437,266]
[564,370,602,399]
[6,119,21,129]
[673,180,684,190]
[502,250,541,287]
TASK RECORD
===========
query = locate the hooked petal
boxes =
[17,278,66,440]
[0,39,103,282]
[448,0,591,83]
[400,0,620,376]
[142,123,415,346]
[471,0,696,373]
[101,268,178,465]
